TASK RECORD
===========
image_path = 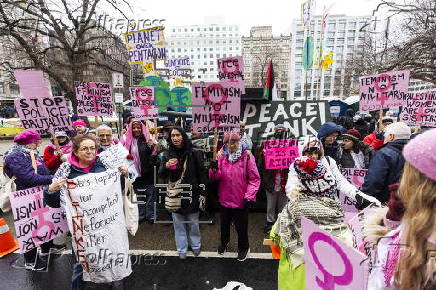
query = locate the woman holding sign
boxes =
[3,129,64,271]
[44,134,130,290]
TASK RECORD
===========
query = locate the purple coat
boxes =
[209,149,260,209]
[4,150,53,190]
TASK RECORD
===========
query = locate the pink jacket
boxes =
[209,149,261,209]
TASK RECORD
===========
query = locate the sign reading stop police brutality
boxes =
[75,82,113,116]
[264,139,300,169]
[338,168,368,213]
[242,101,330,141]
[65,170,131,283]
[9,186,68,253]
[399,91,436,127]
[302,217,369,290]
[14,96,72,134]
[192,81,242,133]
[359,70,410,112]
[129,86,158,120]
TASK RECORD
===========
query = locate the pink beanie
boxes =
[403,128,436,181]
[14,129,41,145]
[72,120,87,129]
[223,132,241,144]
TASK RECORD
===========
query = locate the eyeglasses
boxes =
[78,147,96,152]
[98,134,112,138]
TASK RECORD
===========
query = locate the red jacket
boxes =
[363,132,384,151]
[43,146,62,172]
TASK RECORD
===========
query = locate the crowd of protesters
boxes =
[2,110,435,290]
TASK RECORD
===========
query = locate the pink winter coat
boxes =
[209,149,261,209]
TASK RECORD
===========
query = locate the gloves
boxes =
[199,195,206,212]
[355,191,382,210]
[208,160,218,170]
[243,199,255,209]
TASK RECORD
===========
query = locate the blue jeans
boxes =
[171,212,201,254]
[135,184,156,221]
[71,262,85,290]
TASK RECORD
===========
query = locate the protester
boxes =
[121,120,159,223]
[363,116,393,151]
[43,131,72,173]
[258,125,289,234]
[316,122,344,163]
[364,113,376,133]
[209,132,260,261]
[368,129,436,290]
[159,126,208,259]
[96,124,118,153]
[337,108,355,130]
[337,128,372,169]
[3,129,63,270]
[240,122,253,150]
[353,115,370,138]
[361,122,411,204]
[72,120,89,135]
[44,134,130,290]
[410,125,432,139]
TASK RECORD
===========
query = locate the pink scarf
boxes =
[48,141,73,154]
[68,153,96,173]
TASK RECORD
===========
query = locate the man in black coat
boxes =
[361,122,411,204]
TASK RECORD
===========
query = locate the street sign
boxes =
[112,72,124,89]
[114,93,124,103]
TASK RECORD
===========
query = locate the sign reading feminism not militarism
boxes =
[242,101,331,142]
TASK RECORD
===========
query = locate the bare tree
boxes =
[0,0,131,112]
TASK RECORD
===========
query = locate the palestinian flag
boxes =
[262,60,274,100]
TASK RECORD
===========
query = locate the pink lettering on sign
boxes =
[9,186,68,253]
[217,56,245,94]
[75,82,113,117]
[359,70,410,112]
[399,91,436,127]
[129,87,158,120]
[263,139,300,170]
[339,168,368,213]
[302,217,369,290]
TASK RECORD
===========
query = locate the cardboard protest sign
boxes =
[129,87,158,119]
[301,217,369,290]
[359,70,410,111]
[263,139,300,169]
[242,101,331,142]
[14,70,51,98]
[9,186,68,253]
[65,170,132,282]
[125,26,166,65]
[217,56,245,94]
[98,143,138,180]
[338,168,368,213]
[399,91,436,127]
[192,81,242,133]
[75,82,113,117]
[161,56,191,77]
[14,96,72,134]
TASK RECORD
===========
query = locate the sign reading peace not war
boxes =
[359,70,410,112]
[192,82,242,133]
[129,87,158,120]
[338,168,368,213]
[242,101,331,142]
[264,139,300,169]
[399,92,436,127]
[75,82,113,117]
[9,186,68,253]
[14,96,72,134]
[66,170,132,283]
[125,26,166,65]
[301,217,369,290]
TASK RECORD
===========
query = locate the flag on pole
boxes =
[263,60,274,100]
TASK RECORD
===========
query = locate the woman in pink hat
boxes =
[368,129,436,290]
[72,120,89,136]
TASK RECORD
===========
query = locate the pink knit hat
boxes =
[403,128,436,181]
[14,129,41,145]
[72,120,87,129]
[223,132,241,143]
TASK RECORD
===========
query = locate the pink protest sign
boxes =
[75,82,113,117]
[14,70,51,98]
[263,139,300,169]
[399,91,436,127]
[359,70,410,112]
[14,96,72,135]
[9,186,68,253]
[338,168,368,213]
[301,217,369,290]
[192,81,242,133]
[217,56,245,94]
[129,87,158,120]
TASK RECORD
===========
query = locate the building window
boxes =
[210,61,214,65]
[216,27,220,31]
[198,54,201,58]
[328,23,336,30]
[209,48,213,51]
[216,54,220,58]
[178,48,181,52]
[204,54,207,58]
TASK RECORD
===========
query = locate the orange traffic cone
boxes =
[0,218,19,258]
[270,245,281,260]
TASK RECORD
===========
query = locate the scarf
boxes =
[223,144,244,163]
[4,144,40,160]
[47,141,73,155]
[130,137,141,176]
[121,119,157,151]
[67,153,96,173]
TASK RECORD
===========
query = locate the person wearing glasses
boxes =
[3,129,64,270]
[44,134,129,290]
[96,124,119,153]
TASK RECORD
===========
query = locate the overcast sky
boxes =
[129,0,381,35]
